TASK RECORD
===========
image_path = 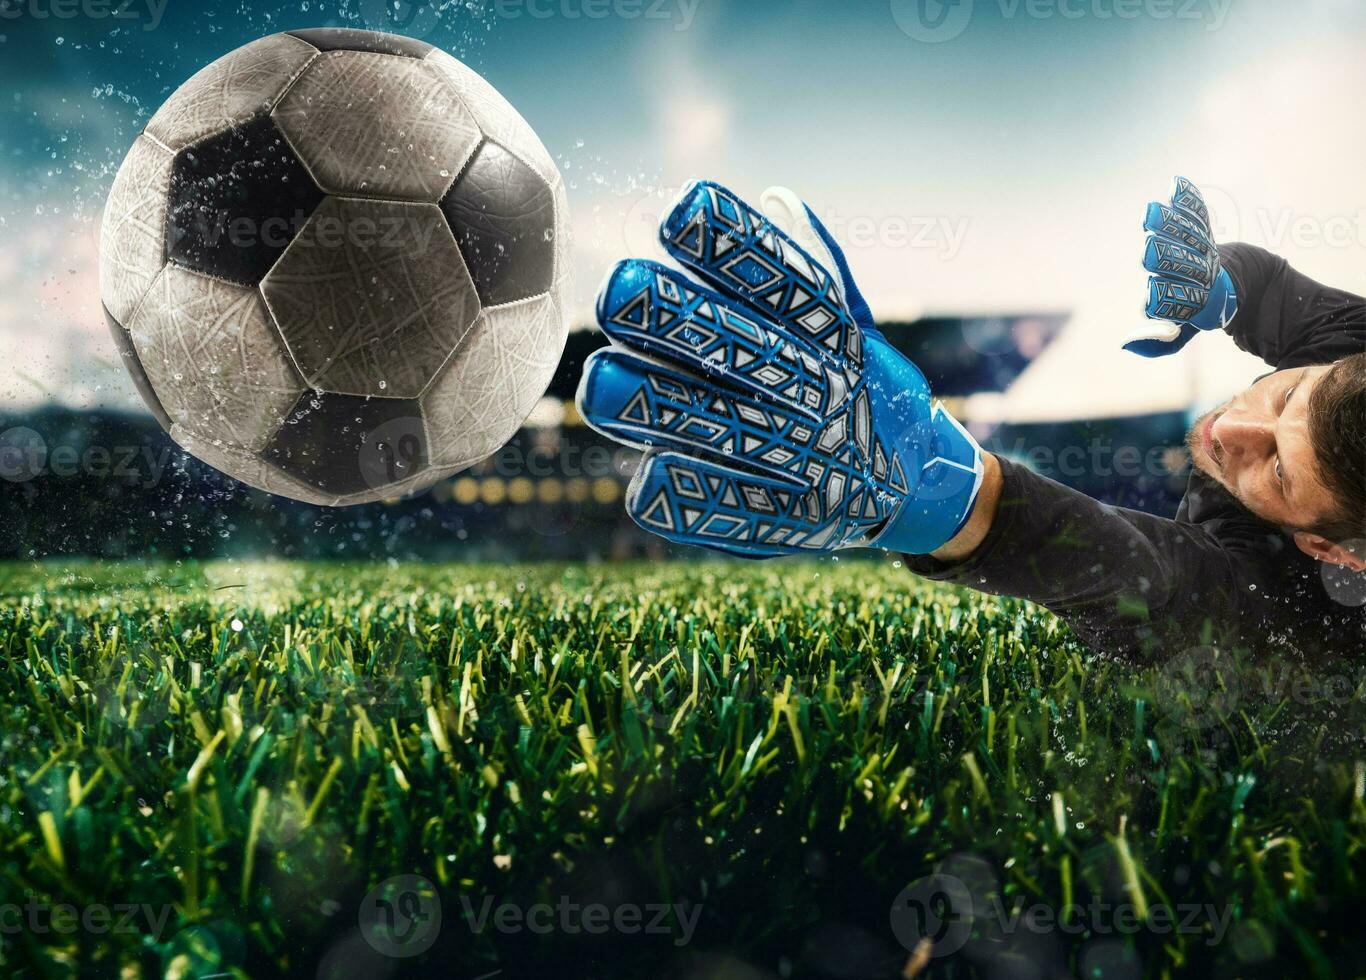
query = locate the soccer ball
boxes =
[99,28,572,505]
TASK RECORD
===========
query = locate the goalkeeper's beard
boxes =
[1186,406,1221,480]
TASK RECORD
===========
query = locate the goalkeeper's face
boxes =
[1186,363,1360,567]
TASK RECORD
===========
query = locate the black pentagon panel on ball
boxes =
[263,391,428,498]
[285,28,434,59]
[166,114,326,286]
[439,140,556,307]
[103,304,174,432]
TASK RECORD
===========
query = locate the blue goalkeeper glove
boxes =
[576,180,984,557]
[1123,176,1239,358]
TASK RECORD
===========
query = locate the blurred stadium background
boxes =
[2,0,1363,560]
[2,309,1204,560]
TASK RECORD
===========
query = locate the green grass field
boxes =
[0,561,1362,979]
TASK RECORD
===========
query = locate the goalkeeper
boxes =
[577,178,1365,661]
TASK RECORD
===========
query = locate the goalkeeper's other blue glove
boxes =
[576,180,984,558]
[1123,176,1239,358]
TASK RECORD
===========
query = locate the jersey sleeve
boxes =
[902,456,1272,662]
[1220,243,1366,368]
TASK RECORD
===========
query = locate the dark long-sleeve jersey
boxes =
[906,245,1366,662]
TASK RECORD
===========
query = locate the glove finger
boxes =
[627,450,838,555]
[1143,202,1216,255]
[1145,276,1210,324]
[577,348,816,484]
[658,180,864,369]
[1143,235,1215,287]
[596,258,833,421]
[758,186,843,282]
[1168,175,1211,229]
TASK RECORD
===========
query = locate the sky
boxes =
[0,0,1362,420]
